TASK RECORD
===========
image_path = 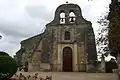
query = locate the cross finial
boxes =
[0,35,2,39]
[66,1,68,4]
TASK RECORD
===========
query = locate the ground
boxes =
[14,72,118,80]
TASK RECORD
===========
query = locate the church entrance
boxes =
[63,47,73,72]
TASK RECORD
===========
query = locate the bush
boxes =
[0,51,17,80]
[0,51,9,56]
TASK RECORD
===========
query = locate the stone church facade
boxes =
[15,3,97,72]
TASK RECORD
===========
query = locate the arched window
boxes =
[60,12,65,24]
[69,11,76,23]
[64,31,70,40]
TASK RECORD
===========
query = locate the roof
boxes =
[20,33,44,53]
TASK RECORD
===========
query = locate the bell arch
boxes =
[69,11,76,23]
[60,11,65,24]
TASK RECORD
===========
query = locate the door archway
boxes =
[63,47,73,72]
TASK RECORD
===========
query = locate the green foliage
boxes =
[0,51,9,56]
[0,52,17,79]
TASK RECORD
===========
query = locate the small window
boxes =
[65,31,70,40]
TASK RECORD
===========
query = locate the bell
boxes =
[70,17,74,22]
[61,18,64,22]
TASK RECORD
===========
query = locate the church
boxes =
[15,3,97,72]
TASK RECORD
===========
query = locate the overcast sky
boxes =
[0,0,111,60]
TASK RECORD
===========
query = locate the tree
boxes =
[108,0,120,58]
[97,12,109,59]
[0,51,9,56]
[96,0,120,60]
[0,51,17,80]
[87,0,110,59]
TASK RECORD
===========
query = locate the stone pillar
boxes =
[57,44,62,71]
[73,44,78,71]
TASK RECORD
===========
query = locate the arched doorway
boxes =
[63,47,73,72]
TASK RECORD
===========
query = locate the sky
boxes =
[0,0,113,60]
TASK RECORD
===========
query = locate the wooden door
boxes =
[63,47,73,72]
